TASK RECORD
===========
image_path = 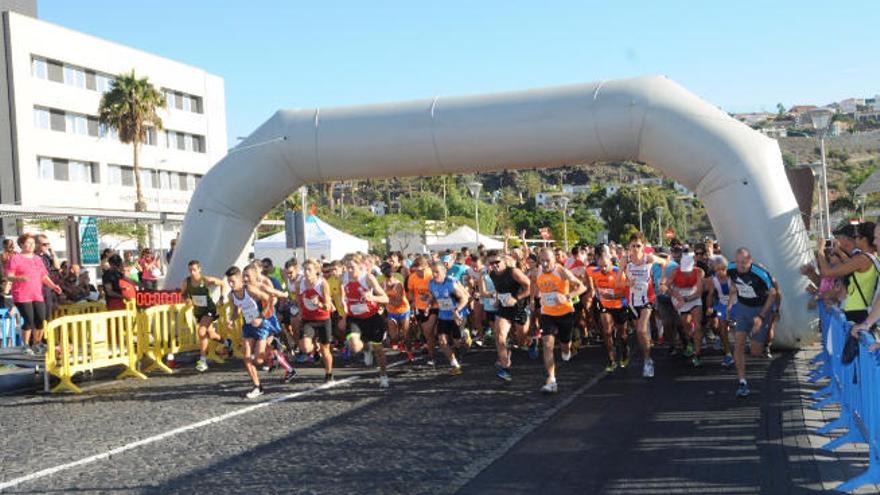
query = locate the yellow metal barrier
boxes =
[215,301,243,360]
[44,310,146,394]
[137,302,240,373]
[53,302,108,319]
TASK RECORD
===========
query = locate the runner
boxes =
[180,260,232,372]
[487,249,532,382]
[408,256,438,365]
[534,247,586,393]
[225,265,276,399]
[281,260,307,361]
[427,260,469,375]
[726,247,777,398]
[624,233,657,378]
[665,251,705,367]
[343,254,392,388]
[298,259,335,383]
[381,262,410,356]
[250,261,296,379]
[705,255,734,368]
[587,244,629,372]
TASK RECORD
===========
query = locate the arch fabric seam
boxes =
[634,91,650,162]
[590,81,611,160]
[429,96,446,173]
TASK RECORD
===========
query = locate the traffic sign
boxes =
[664,229,675,240]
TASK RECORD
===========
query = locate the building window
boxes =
[181,94,191,112]
[165,130,175,149]
[65,113,88,136]
[50,110,65,132]
[177,173,187,191]
[159,170,170,189]
[31,57,47,79]
[63,65,86,88]
[96,73,114,93]
[38,157,53,180]
[99,124,119,141]
[144,127,157,146]
[139,169,153,189]
[192,96,203,114]
[68,161,94,183]
[176,133,185,150]
[33,107,50,129]
[165,91,175,109]
[186,174,196,191]
[107,164,122,186]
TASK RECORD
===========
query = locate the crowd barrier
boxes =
[0,308,23,349]
[809,302,880,492]
[44,309,146,394]
[53,302,108,319]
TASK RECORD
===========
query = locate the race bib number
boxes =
[438,298,455,311]
[241,304,260,325]
[599,288,615,299]
[350,303,369,315]
[499,293,514,306]
[303,297,319,311]
[419,293,431,303]
[541,292,561,306]
[735,281,757,299]
[679,286,697,297]
[192,295,208,308]
[289,304,301,316]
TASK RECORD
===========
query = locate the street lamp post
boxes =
[558,196,571,251]
[467,181,483,247]
[654,206,663,246]
[810,108,834,238]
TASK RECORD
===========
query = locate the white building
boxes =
[0,5,227,238]
[561,184,590,195]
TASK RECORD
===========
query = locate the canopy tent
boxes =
[254,215,369,266]
[426,225,504,252]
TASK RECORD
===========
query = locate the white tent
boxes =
[426,225,504,252]
[254,215,369,265]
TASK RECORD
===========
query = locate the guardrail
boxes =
[53,302,108,319]
[809,302,880,492]
[0,307,23,349]
[44,309,146,394]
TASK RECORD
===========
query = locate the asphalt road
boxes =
[0,340,820,494]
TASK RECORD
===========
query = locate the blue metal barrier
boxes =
[0,307,23,348]
[810,301,880,492]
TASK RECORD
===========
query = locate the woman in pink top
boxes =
[4,233,62,355]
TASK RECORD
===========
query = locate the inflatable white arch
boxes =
[169,75,815,348]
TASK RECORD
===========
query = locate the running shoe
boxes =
[668,346,679,357]
[379,375,390,388]
[683,343,694,358]
[605,360,616,373]
[642,359,655,378]
[245,385,264,399]
[450,366,463,376]
[364,347,373,366]
[324,373,335,384]
[620,357,630,369]
[541,381,558,394]
[463,329,473,348]
[406,351,415,363]
[736,380,750,398]
[496,367,512,382]
[528,339,539,360]
[195,358,208,372]
[282,369,297,383]
[764,345,773,359]
[24,346,35,356]
[426,359,435,367]
[691,356,702,368]
[721,354,734,368]
[561,350,572,362]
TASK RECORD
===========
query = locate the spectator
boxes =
[4,233,62,355]
[166,238,177,264]
[103,254,136,310]
[36,234,61,324]
[138,248,162,290]
[123,251,140,285]
[78,271,100,302]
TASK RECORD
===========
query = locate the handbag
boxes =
[842,333,860,364]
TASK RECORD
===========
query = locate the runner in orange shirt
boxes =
[407,256,437,365]
[587,244,629,372]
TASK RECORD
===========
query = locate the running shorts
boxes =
[539,312,575,343]
[348,312,387,344]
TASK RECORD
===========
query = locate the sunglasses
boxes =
[630,244,642,248]
[489,260,502,266]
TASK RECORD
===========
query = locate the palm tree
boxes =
[98,70,166,213]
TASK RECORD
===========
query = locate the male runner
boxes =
[226,265,276,399]
[427,260,469,375]
[726,247,777,398]
[180,260,232,372]
[487,249,531,382]
[408,257,438,365]
[299,259,335,382]
[381,262,410,356]
[665,251,705,367]
[624,233,657,378]
[343,254,391,388]
[587,245,629,372]
[534,248,586,393]
[705,255,734,367]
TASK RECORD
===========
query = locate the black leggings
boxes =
[15,301,47,331]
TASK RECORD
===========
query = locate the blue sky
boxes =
[40,1,880,145]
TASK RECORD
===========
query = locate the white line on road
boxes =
[0,359,413,492]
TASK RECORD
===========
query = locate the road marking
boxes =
[0,358,413,492]
[449,368,608,493]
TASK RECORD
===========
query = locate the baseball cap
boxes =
[680,253,695,273]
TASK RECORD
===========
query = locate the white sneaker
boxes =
[24,346,35,356]
[245,385,264,399]
[379,375,390,389]
[195,359,208,372]
[541,381,558,394]
[364,348,373,366]
[561,351,572,362]
[643,359,655,378]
